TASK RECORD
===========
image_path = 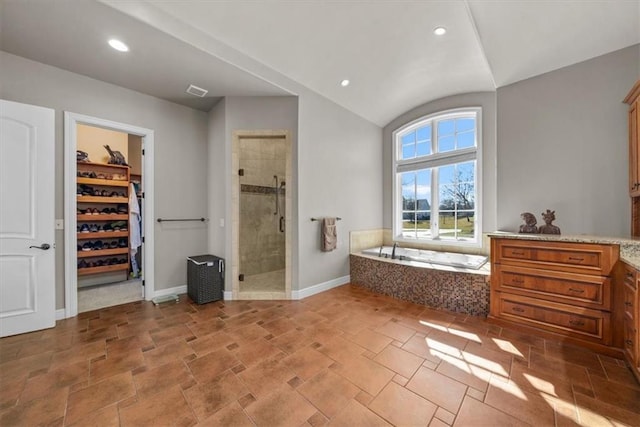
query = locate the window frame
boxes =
[392,107,482,247]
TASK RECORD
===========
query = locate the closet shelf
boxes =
[77,196,128,204]
[77,248,129,258]
[78,263,129,276]
[77,231,128,240]
[77,214,128,221]
[77,177,129,187]
[78,161,129,171]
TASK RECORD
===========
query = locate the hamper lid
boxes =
[187,255,223,265]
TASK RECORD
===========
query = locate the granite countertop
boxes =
[488,231,640,270]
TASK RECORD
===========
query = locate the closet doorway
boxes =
[64,113,155,318]
[232,130,292,300]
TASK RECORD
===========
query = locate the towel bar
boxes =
[157,218,207,223]
[311,217,342,221]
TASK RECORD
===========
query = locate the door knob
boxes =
[29,243,51,250]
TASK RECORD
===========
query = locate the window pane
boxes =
[402,145,415,160]
[457,212,475,238]
[416,125,431,142]
[401,172,415,210]
[400,131,415,160]
[456,118,475,133]
[456,131,474,149]
[416,170,431,205]
[438,213,457,238]
[438,135,455,152]
[416,141,430,157]
[438,120,454,137]
[401,132,415,145]
[400,169,432,239]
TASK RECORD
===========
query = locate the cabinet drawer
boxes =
[623,282,637,321]
[622,263,638,290]
[492,239,617,275]
[623,317,638,363]
[534,250,600,268]
[500,246,532,260]
[495,265,609,309]
[495,293,611,344]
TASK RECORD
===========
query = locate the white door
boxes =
[0,99,55,337]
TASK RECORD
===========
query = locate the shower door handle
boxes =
[279,216,285,233]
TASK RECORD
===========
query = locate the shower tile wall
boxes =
[239,138,286,276]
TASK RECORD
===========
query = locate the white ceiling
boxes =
[1,1,638,126]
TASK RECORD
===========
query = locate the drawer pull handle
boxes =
[511,278,524,284]
[568,288,585,293]
[626,340,634,346]
[625,301,633,307]
[569,320,585,326]
[627,272,634,278]
[567,257,584,262]
[511,251,525,255]
[511,307,525,313]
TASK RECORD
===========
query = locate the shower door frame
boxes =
[232,130,292,300]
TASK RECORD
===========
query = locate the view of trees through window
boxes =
[396,111,479,243]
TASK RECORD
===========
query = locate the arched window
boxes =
[392,108,481,246]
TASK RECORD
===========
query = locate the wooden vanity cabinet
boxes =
[624,80,640,236]
[620,262,639,382]
[490,238,619,348]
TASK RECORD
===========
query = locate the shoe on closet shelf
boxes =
[89,224,99,233]
[118,238,127,248]
[103,223,113,232]
[78,259,89,269]
[108,240,118,249]
[81,242,93,251]
[79,224,90,233]
[92,241,103,250]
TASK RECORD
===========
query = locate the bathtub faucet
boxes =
[391,243,399,259]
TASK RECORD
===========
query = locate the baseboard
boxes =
[153,285,187,298]
[56,309,66,321]
[223,291,233,301]
[292,275,350,300]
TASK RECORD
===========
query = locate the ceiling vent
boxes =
[186,84,208,97]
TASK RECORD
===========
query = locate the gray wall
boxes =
[297,93,383,289]
[1,52,209,309]
[496,45,639,236]
[382,92,498,237]
[208,96,299,290]
[208,95,382,292]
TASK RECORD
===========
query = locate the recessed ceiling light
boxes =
[433,27,447,36]
[108,39,129,52]
[340,79,350,87]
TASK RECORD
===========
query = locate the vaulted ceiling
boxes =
[1,0,638,126]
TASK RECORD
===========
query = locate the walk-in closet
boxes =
[76,125,144,312]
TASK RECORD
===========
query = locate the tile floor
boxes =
[1,284,639,426]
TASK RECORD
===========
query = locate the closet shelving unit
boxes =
[77,161,130,276]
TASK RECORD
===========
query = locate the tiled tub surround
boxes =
[350,254,490,316]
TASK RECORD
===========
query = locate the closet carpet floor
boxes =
[1,284,639,426]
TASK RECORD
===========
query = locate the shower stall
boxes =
[233,131,291,299]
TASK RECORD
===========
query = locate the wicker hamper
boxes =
[187,255,224,304]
